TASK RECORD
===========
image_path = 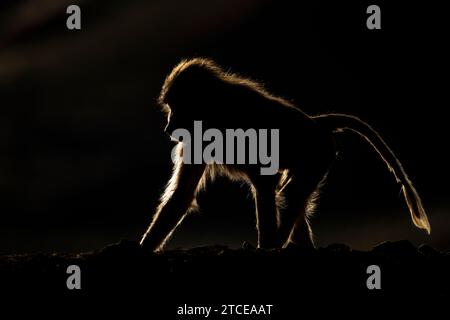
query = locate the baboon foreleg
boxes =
[140,161,206,252]
[250,174,279,249]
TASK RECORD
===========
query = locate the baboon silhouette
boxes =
[140,58,430,252]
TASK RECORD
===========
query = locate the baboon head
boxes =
[158,58,227,133]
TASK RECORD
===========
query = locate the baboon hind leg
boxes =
[278,169,327,249]
[249,173,280,249]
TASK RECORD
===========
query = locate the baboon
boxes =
[140,58,430,252]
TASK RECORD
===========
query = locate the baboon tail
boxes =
[313,113,430,234]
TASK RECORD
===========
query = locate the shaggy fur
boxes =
[140,58,430,252]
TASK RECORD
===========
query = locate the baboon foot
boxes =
[283,239,316,252]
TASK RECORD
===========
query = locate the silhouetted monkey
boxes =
[140,58,430,252]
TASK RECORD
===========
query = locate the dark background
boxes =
[0,0,448,254]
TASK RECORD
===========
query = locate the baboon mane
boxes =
[158,58,293,114]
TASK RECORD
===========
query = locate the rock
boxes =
[418,244,442,258]
[372,240,420,258]
[241,241,255,251]
[0,240,448,302]
[325,243,352,254]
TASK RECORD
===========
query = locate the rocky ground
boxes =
[1,240,448,316]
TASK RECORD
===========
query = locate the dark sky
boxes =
[1,0,449,253]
